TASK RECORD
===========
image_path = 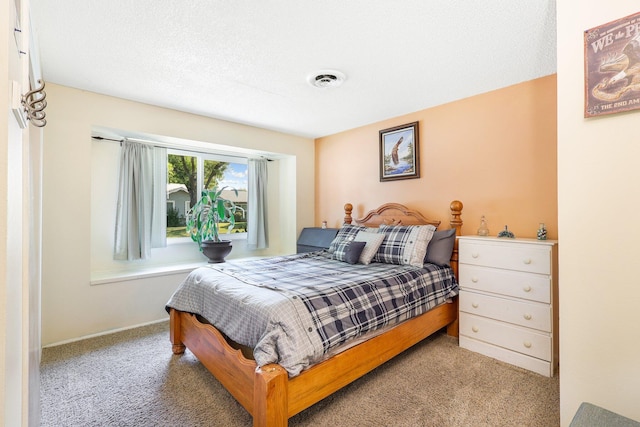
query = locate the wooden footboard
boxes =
[170,299,457,426]
[285,298,458,418]
[170,308,259,414]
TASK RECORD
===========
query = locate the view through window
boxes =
[166,150,248,239]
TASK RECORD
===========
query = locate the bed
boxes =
[168,200,463,426]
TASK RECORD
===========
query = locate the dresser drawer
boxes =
[459,264,551,303]
[459,240,551,274]
[460,313,551,361]
[459,290,551,332]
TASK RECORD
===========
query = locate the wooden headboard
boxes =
[343,201,464,276]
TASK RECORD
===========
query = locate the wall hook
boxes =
[22,79,47,127]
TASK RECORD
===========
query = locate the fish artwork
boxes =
[390,136,403,165]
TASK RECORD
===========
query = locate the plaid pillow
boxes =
[373,224,436,267]
[328,224,372,253]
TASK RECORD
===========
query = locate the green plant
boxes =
[185,186,238,249]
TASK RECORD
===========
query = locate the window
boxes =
[167,149,248,239]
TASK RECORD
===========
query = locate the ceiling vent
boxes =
[307,70,346,89]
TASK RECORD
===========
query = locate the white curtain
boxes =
[247,158,268,249]
[113,139,166,260]
[150,146,167,248]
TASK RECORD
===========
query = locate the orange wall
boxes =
[315,75,557,239]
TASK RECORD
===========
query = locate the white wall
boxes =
[41,84,315,346]
[558,3,640,425]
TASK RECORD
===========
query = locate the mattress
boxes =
[166,251,458,376]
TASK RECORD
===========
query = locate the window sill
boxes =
[90,262,206,286]
[90,253,270,286]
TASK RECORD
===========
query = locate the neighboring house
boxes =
[166,186,248,219]
[166,185,248,228]
[220,189,248,221]
[166,183,190,220]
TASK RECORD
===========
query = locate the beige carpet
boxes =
[40,321,559,426]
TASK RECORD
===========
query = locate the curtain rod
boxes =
[91,135,273,161]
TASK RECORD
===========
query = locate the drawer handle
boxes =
[472,302,479,309]
[523,285,532,292]
[523,258,532,265]
[523,313,532,320]
[471,252,479,258]
[471,277,478,283]
[523,341,532,348]
[472,326,479,333]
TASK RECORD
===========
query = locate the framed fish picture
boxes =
[379,122,420,182]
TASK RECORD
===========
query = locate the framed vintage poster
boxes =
[379,122,420,182]
[584,11,640,117]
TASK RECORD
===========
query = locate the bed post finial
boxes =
[449,200,464,286]
[450,200,463,234]
[344,203,353,224]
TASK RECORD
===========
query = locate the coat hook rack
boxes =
[22,79,47,127]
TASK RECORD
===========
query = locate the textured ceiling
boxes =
[30,1,557,139]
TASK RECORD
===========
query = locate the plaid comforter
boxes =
[166,251,458,376]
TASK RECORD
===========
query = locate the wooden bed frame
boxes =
[169,200,464,426]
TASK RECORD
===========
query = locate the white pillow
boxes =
[353,231,386,265]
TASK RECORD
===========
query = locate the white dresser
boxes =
[457,236,558,377]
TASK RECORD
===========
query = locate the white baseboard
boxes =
[42,318,169,348]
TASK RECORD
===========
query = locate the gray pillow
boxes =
[424,228,456,266]
[344,241,367,264]
[333,240,368,264]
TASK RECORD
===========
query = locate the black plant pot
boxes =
[201,240,233,263]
